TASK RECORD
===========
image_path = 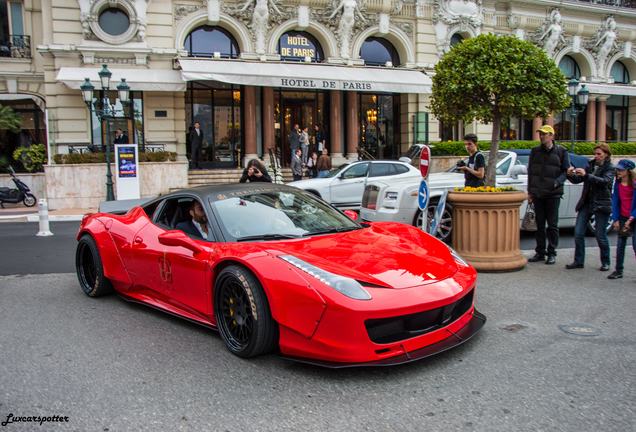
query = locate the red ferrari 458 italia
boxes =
[75,183,485,367]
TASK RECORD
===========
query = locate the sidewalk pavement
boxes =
[0,203,95,222]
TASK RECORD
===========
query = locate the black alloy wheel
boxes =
[75,234,113,297]
[214,265,277,358]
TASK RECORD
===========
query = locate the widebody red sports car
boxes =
[76,183,485,367]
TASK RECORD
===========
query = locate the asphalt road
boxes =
[1,252,634,431]
[0,221,620,276]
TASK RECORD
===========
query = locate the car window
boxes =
[496,158,511,175]
[154,197,213,241]
[142,200,161,219]
[369,163,395,177]
[394,164,409,174]
[516,155,529,167]
[326,163,349,178]
[342,163,369,179]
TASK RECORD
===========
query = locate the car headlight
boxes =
[384,191,398,201]
[279,255,372,300]
[447,246,469,267]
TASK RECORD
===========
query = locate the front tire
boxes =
[23,193,36,207]
[214,265,277,358]
[75,234,113,297]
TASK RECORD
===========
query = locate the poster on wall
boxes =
[115,144,140,200]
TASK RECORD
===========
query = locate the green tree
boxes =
[0,105,21,132]
[430,34,570,185]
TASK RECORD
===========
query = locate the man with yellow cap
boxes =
[527,124,570,265]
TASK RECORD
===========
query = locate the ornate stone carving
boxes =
[396,21,413,38]
[535,8,565,58]
[79,0,149,43]
[327,0,368,59]
[174,4,202,21]
[432,1,483,57]
[233,0,286,55]
[591,15,619,77]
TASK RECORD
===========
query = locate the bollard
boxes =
[36,198,54,237]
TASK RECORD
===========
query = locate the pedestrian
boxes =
[565,143,614,271]
[317,147,332,178]
[239,159,272,183]
[289,123,300,161]
[291,148,303,181]
[314,124,325,152]
[300,126,310,164]
[608,159,636,279]
[527,124,570,265]
[306,152,318,178]
[457,133,485,187]
[189,121,204,169]
[113,128,129,144]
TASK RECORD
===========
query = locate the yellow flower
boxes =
[453,186,517,193]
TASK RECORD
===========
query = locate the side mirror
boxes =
[343,210,358,220]
[158,230,204,254]
[509,165,527,179]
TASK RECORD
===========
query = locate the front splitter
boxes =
[281,309,487,368]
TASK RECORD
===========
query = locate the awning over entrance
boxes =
[585,83,636,97]
[56,67,186,92]
[0,93,46,111]
[179,59,432,94]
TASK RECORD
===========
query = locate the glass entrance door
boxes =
[275,90,326,166]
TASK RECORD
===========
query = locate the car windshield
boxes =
[446,151,509,173]
[210,188,360,242]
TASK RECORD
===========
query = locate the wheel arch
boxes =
[77,225,131,287]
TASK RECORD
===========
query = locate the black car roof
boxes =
[162,182,301,201]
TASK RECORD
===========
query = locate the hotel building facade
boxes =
[1,0,636,173]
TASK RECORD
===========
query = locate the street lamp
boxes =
[80,64,131,201]
[567,78,589,152]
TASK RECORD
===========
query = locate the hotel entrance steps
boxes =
[187,168,294,187]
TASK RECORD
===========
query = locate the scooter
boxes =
[0,166,37,208]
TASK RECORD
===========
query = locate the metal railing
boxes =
[0,35,31,59]
[577,0,636,7]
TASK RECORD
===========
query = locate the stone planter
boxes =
[448,190,527,272]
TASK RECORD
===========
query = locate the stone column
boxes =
[596,96,608,143]
[586,96,597,142]
[345,91,358,160]
[262,87,275,153]
[532,117,542,140]
[329,90,342,155]
[243,86,257,166]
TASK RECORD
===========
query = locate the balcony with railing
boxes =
[577,0,636,7]
[0,35,31,59]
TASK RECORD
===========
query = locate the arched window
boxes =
[611,60,630,83]
[184,26,240,59]
[558,55,581,79]
[450,33,464,47]
[359,37,399,67]
[277,31,323,62]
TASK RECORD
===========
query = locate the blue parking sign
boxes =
[418,180,429,211]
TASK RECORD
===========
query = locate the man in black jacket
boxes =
[527,125,570,265]
[176,200,209,240]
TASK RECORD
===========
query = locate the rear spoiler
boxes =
[99,198,153,215]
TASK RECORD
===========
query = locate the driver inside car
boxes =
[176,200,209,240]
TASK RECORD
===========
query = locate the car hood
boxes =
[289,178,332,189]
[426,172,465,190]
[262,222,459,289]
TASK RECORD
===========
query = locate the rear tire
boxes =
[23,193,36,207]
[214,265,277,358]
[75,234,113,297]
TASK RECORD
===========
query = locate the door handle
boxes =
[134,236,143,244]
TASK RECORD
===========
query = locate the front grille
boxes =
[362,185,379,209]
[365,290,474,344]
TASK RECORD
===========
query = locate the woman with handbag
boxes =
[608,159,636,280]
